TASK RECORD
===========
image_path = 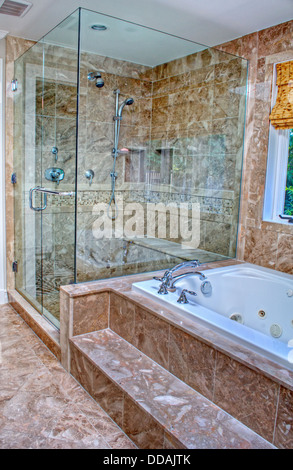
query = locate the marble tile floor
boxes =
[0,304,136,449]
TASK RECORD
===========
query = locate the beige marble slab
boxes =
[0,304,136,450]
[70,328,274,449]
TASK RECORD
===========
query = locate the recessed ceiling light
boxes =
[91,24,108,31]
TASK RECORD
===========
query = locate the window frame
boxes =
[263,62,292,225]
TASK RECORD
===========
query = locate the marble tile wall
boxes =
[216,20,293,274]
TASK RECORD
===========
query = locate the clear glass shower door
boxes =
[13,40,47,321]
[13,10,80,329]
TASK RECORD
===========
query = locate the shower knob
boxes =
[85,169,94,185]
[51,147,58,162]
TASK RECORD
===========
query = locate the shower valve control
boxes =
[45,167,65,184]
[85,169,94,186]
[287,289,293,297]
[51,147,58,162]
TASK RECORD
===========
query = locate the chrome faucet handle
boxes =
[158,270,171,282]
[85,169,94,185]
[153,276,168,295]
[177,289,197,304]
[158,283,168,295]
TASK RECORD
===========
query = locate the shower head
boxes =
[118,97,134,117]
[95,77,105,88]
[88,71,104,88]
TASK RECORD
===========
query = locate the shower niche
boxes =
[13,7,248,329]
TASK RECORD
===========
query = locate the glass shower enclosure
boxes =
[12,8,248,329]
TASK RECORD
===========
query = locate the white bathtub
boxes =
[132,263,293,367]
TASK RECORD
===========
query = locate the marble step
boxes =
[69,328,275,450]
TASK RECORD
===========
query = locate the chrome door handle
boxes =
[29,186,75,211]
[29,187,47,211]
[32,187,75,197]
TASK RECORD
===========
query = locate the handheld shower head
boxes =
[118,97,134,117]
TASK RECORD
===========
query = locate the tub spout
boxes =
[160,260,206,292]
[168,271,207,292]
[154,260,206,294]
[165,260,201,278]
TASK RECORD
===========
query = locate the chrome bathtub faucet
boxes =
[177,289,197,304]
[153,260,207,294]
[167,271,207,292]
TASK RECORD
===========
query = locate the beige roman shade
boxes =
[269,60,293,130]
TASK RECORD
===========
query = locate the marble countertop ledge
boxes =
[61,259,241,298]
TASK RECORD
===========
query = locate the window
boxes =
[284,129,293,216]
[263,61,293,224]
[263,127,293,223]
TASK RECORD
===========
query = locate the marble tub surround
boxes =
[60,260,293,448]
[70,329,274,449]
[0,304,136,449]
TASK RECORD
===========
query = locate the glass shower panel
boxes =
[13,7,248,329]
[14,40,45,317]
[76,9,248,284]
[40,13,79,324]
[13,10,79,328]
[76,10,205,283]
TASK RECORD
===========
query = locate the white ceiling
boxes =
[42,8,207,67]
[0,0,292,48]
